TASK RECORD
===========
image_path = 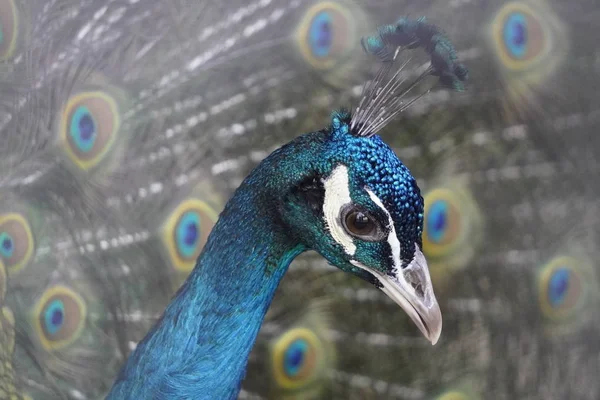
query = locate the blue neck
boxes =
[107,180,306,399]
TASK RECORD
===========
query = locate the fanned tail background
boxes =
[0,0,599,399]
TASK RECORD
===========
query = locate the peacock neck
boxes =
[107,154,312,399]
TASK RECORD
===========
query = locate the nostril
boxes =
[405,268,425,298]
[411,281,424,298]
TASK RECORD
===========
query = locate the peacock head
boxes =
[278,18,467,345]
[280,111,441,345]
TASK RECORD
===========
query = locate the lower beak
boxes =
[352,244,442,345]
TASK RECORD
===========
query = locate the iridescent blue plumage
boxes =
[107,107,442,398]
[1,1,599,399]
[104,15,466,398]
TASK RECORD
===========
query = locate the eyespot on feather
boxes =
[0,0,19,61]
[424,196,461,250]
[421,184,482,290]
[492,2,549,72]
[0,213,35,275]
[486,0,568,109]
[422,187,480,261]
[272,327,323,390]
[32,285,86,351]
[161,199,219,273]
[295,1,358,71]
[59,91,121,171]
[537,255,589,323]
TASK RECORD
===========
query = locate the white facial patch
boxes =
[322,165,356,256]
[366,189,402,271]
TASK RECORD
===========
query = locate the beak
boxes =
[352,244,442,345]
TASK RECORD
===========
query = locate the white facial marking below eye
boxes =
[366,189,402,270]
[322,165,356,256]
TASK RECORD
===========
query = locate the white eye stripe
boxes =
[322,165,356,256]
[366,189,402,271]
[322,165,403,264]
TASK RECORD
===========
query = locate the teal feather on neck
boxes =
[108,210,305,398]
[107,129,330,399]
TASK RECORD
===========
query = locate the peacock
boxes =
[1,0,600,399]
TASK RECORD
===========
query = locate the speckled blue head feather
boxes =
[257,109,442,346]
[328,110,424,264]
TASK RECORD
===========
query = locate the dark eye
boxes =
[341,205,385,241]
[346,210,373,234]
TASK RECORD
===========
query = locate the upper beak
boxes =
[352,244,442,345]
